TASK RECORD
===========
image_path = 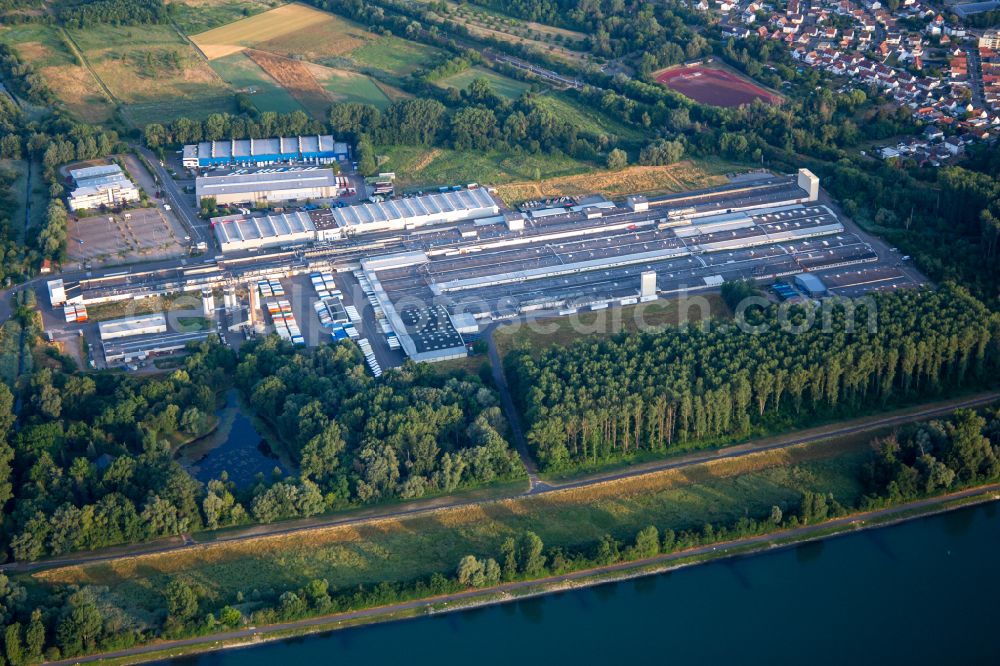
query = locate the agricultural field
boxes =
[0,24,115,123]
[436,66,532,99]
[346,35,442,79]
[188,3,437,117]
[308,63,394,109]
[66,23,234,123]
[190,2,374,61]
[415,0,590,66]
[493,158,740,205]
[377,145,590,190]
[166,0,286,36]
[24,437,871,618]
[208,51,303,114]
[245,50,330,117]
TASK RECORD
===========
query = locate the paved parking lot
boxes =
[67,207,185,268]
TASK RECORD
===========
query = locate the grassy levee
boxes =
[24,434,871,620]
[28,454,1000,666]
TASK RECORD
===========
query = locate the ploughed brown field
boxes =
[655,64,780,107]
[245,49,331,117]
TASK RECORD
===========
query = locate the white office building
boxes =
[67,164,140,212]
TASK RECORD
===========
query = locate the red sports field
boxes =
[655,64,780,107]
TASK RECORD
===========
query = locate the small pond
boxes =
[177,390,289,487]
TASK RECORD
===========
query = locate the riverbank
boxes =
[45,482,1000,666]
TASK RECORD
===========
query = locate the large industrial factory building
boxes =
[210,187,502,251]
[327,187,500,235]
[182,135,349,169]
[196,169,348,206]
[50,168,920,372]
[212,211,318,252]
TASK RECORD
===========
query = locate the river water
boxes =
[162,501,1000,666]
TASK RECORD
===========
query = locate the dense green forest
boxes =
[235,336,523,506]
[57,0,166,28]
[0,333,522,563]
[506,286,1000,472]
[864,409,1000,502]
[2,338,237,561]
[0,165,31,285]
[827,162,1000,306]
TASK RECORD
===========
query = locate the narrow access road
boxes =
[43,482,1000,666]
[483,320,541,489]
[132,144,208,246]
[5,388,998,576]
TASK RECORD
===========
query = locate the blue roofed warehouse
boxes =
[183,135,349,169]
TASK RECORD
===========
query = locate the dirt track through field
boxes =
[245,49,330,117]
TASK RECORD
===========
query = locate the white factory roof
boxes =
[212,211,316,245]
[70,164,122,184]
[196,169,342,199]
[98,313,166,338]
[330,188,498,229]
[73,173,133,189]
[194,136,347,159]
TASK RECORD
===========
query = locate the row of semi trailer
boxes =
[266,300,304,345]
[310,272,360,342]
[353,270,400,352]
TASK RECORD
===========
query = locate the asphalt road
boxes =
[42,480,1000,666]
[5,387,998,576]
[133,144,208,246]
